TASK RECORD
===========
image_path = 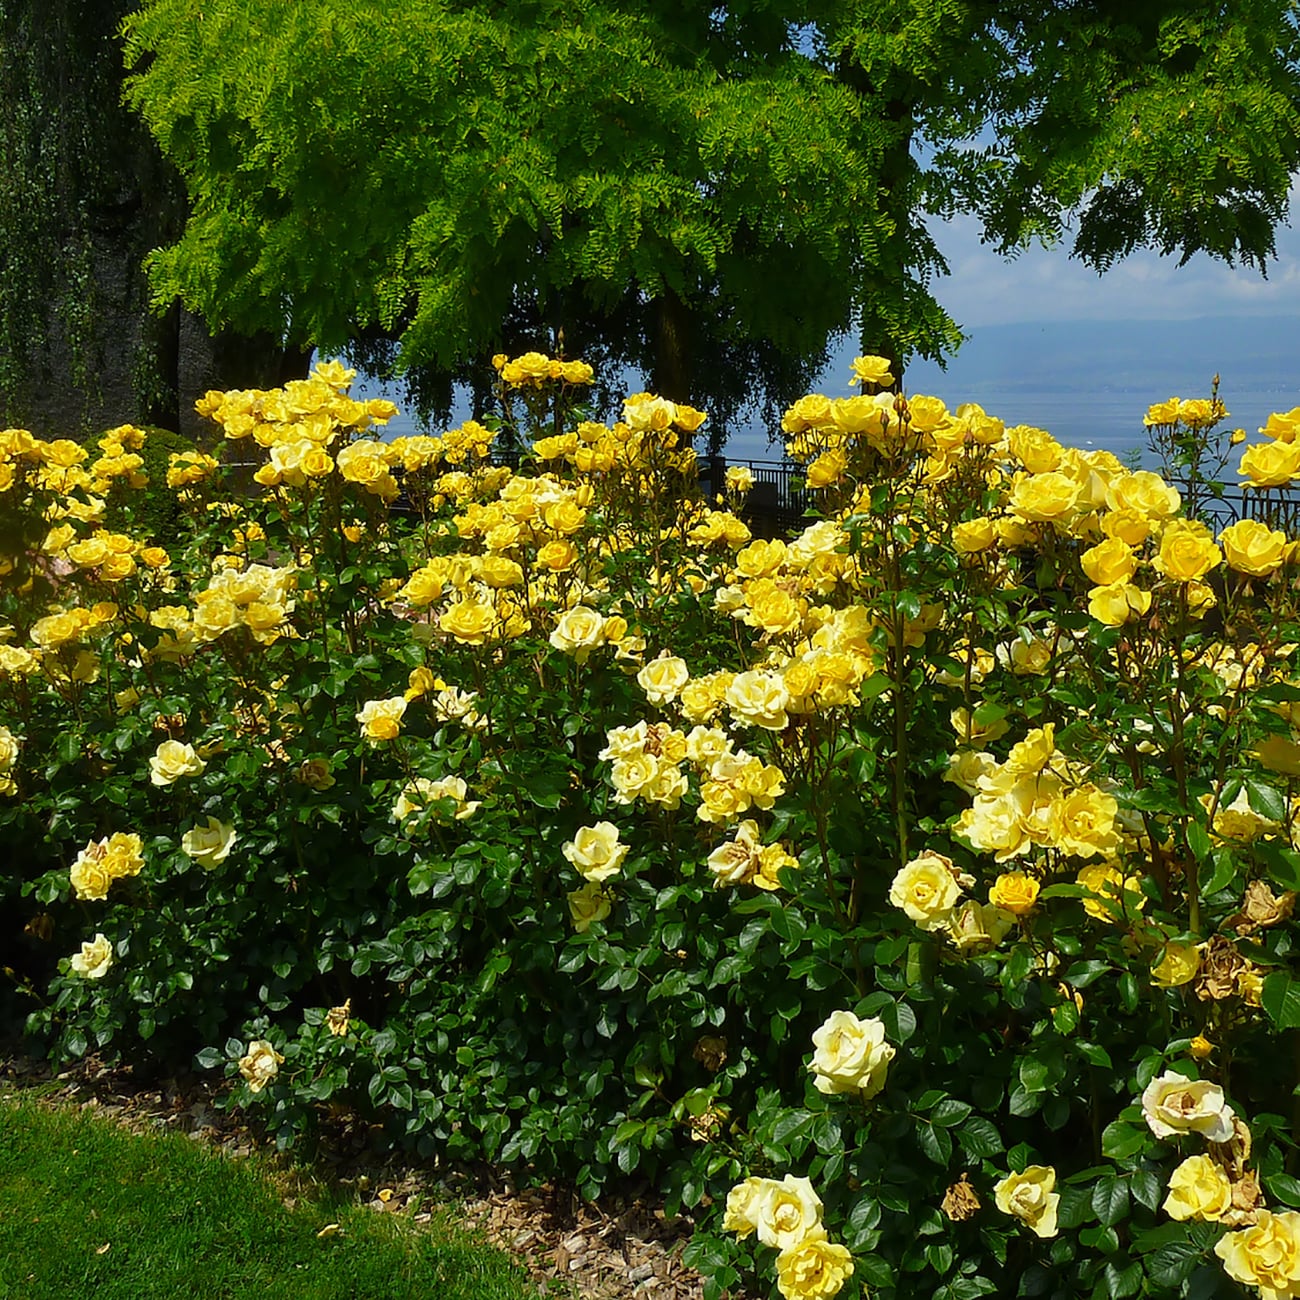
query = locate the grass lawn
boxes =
[0,1090,538,1300]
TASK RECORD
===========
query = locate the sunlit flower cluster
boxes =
[724,1175,853,1300]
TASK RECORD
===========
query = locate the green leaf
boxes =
[1266,1172,1300,1208]
[1145,1239,1203,1289]
[1092,1176,1130,1227]
[1186,820,1212,862]
[917,1121,953,1166]
[1103,1258,1142,1299]
[1102,1121,1147,1161]
[931,1099,973,1127]
[1064,960,1110,988]
[1262,972,1300,1030]
[1202,848,1239,897]
[1130,1169,1162,1212]
[1019,1056,1052,1094]
[1246,778,1288,823]
[956,1117,1004,1158]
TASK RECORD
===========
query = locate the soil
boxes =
[0,1045,732,1300]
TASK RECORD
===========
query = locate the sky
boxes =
[925,184,1300,329]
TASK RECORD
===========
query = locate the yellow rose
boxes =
[1076,863,1145,922]
[950,707,1009,746]
[149,739,206,786]
[536,539,577,571]
[805,449,847,489]
[1105,470,1182,519]
[1049,785,1119,858]
[440,597,499,645]
[754,1174,824,1252]
[566,881,612,933]
[1007,425,1063,473]
[1008,471,1081,524]
[1240,439,1300,487]
[475,555,524,588]
[809,1010,894,1098]
[1152,519,1220,582]
[542,500,586,536]
[998,636,1053,676]
[392,776,479,823]
[1081,537,1137,586]
[849,353,894,388]
[745,583,803,635]
[994,1166,1059,1238]
[723,1176,769,1237]
[725,670,791,731]
[781,393,835,434]
[637,653,690,705]
[180,817,237,868]
[1141,1071,1234,1142]
[1216,1210,1300,1297]
[1163,1155,1232,1222]
[68,932,113,979]
[945,899,1016,954]
[1088,580,1152,626]
[754,842,799,891]
[549,606,607,660]
[1151,941,1201,988]
[355,697,407,745]
[889,852,962,929]
[774,1229,854,1300]
[1219,518,1288,577]
[296,758,336,790]
[952,517,998,554]
[1144,397,1182,427]
[989,871,1040,915]
[70,841,115,900]
[706,819,764,887]
[238,1039,284,1093]
[562,822,629,882]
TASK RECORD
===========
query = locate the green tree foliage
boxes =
[121,0,1300,432]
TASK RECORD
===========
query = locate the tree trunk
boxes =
[651,289,693,403]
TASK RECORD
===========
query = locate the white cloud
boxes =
[930,186,1300,327]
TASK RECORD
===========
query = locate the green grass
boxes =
[0,1091,536,1300]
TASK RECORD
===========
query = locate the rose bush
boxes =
[5,356,1300,1298]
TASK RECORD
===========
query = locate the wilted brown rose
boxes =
[942,1174,982,1222]
[1220,1169,1267,1227]
[1196,936,1249,1002]
[24,913,54,941]
[693,1036,728,1072]
[1226,880,1295,935]
[1208,1118,1264,1227]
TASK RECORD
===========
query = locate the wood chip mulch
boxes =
[0,1045,739,1299]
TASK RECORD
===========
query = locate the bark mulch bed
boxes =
[0,1045,734,1300]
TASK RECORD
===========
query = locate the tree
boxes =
[120,0,1300,438]
[0,0,314,438]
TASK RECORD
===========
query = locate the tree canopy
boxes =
[121,0,1300,431]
